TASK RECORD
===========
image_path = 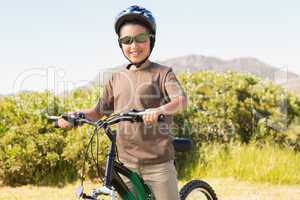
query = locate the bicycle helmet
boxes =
[115,5,156,35]
[114,5,156,60]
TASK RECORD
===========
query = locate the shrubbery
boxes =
[176,72,300,147]
[0,71,299,185]
[0,89,108,185]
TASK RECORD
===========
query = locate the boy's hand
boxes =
[57,111,85,129]
[142,108,163,125]
[57,117,73,129]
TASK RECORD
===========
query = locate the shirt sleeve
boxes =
[163,69,186,101]
[94,75,114,116]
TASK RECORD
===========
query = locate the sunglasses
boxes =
[119,32,154,45]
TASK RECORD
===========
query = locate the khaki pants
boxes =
[120,160,180,200]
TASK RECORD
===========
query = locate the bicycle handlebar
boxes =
[46,109,165,129]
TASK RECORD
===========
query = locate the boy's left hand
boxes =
[142,108,163,125]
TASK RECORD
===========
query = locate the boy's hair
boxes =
[117,19,150,36]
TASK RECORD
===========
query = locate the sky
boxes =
[0,0,299,95]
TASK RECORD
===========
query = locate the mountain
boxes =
[91,54,300,95]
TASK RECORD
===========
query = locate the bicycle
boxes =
[47,110,218,200]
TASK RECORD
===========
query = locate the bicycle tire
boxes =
[179,180,218,200]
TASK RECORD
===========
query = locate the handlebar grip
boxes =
[53,121,60,128]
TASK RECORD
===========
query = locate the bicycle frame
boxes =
[110,162,154,200]
[78,126,155,200]
[103,128,154,200]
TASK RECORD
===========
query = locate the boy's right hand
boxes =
[57,117,73,129]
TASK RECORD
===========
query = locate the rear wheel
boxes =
[179,180,218,200]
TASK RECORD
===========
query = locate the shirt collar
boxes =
[127,60,151,71]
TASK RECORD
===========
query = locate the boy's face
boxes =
[119,24,151,64]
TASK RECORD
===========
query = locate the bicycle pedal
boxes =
[75,186,84,199]
[92,186,112,196]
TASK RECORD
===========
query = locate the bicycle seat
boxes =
[173,138,192,152]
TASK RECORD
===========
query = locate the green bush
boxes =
[174,72,300,183]
[0,89,108,185]
[176,72,300,146]
[0,71,299,185]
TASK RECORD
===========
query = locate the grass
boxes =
[1,143,300,199]
[187,143,300,185]
[1,178,300,200]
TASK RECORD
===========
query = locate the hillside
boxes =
[91,54,300,95]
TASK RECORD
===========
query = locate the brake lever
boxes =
[123,111,143,122]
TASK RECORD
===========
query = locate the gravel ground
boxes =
[0,178,299,200]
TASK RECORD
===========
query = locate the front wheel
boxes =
[179,180,218,200]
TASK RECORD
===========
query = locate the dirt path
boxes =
[207,178,300,200]
[0,178,299,200]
